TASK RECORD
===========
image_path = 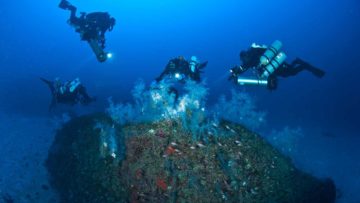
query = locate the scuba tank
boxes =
[237,77,268,86]
[259,40,282,66]
[69,78,81,93]
[260,52,287,78]
[189,56,199,73]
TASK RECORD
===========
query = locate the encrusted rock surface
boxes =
[46,113,336,203]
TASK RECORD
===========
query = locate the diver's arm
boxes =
[198,61,208,70]
[233,65,248,75]
[228,65,249,84]
[156,60,177,82]
[156,69,170,82]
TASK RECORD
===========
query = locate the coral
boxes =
[107,79,210,140]
[213,89,266,131]
[107,79,178,125]
[107,79,267,140]
[107,98,135,125]
[177,80,209,140]
[268,126,304,157]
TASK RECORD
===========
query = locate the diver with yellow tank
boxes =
[228,40,325,90]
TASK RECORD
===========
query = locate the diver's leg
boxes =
[58,0,77,21]
[277,63,303,77]
[156,69,170,82]
[155,75,164,82]
[68,6,77,21]
[77,86,95,105]
[292,58,325,78]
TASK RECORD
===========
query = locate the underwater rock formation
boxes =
[46,113,336,203]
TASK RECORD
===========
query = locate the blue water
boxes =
[0,0,359,202]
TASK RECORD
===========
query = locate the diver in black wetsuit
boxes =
[41,77,96,110]
[154,56,207,102]
[58,0,116,62]
[229,41,325,90]
[156,56,208,83]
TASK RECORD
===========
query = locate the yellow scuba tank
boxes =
[259,40,282,66]
[261,52,287,78]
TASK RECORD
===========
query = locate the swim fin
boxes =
[40,77,56,94]
[294,58,325,78]
[58,0,71,9]
[308,66,325,78]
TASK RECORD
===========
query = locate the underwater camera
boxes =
[88,39,109,62]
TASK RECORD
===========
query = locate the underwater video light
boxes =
[107,52,113,59]
[237,77,268,86]
[174,73,181,79]
[174,73,185,80]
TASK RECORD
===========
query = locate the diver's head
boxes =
[190,56,199,63]
[168,61,176,69]
[177,56,185,61]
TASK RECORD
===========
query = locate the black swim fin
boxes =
[309,67,325,78]
[294,58,325,78]
[40,77,56,93]
[40,78,57,111]
[58,0,71,9]
[198,61,208,70]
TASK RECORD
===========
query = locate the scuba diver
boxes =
[58,0,116,62]
[156,56,208,83]
[228,40,325,90]
[154,56,207,102]
[41,77,96,110]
